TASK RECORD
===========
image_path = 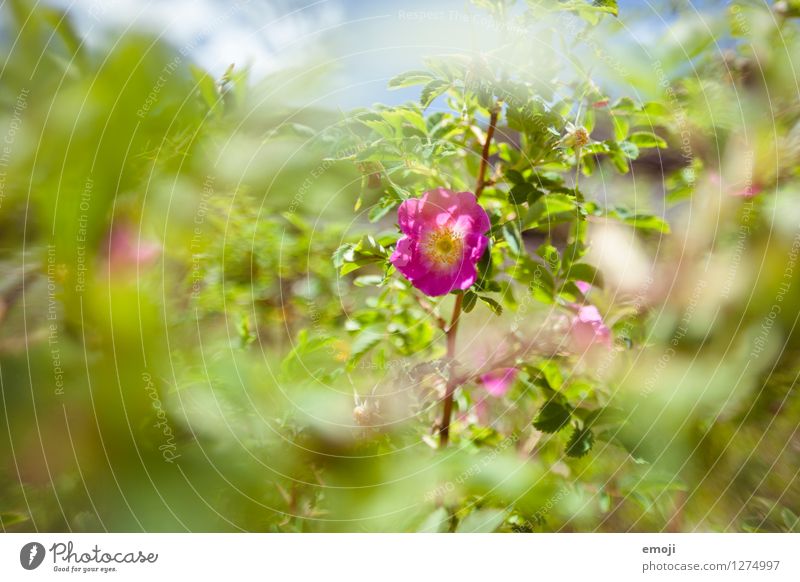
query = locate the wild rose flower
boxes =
[480,367,518,397]
[390,188,490,296]
[105,224,160,273]
[570,304,611,352]
[575,280,592,295]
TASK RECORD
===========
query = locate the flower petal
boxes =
[481,368,518,397]
[392,188,490,296]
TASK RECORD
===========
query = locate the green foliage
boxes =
[2,0,799,535]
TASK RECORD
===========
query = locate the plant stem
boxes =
[437,292,463,447]
[438,107,499,448]
[474,109,499,200]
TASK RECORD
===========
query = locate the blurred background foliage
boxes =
[1,0,799,532]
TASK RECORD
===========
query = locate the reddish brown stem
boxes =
[474,109,499,200]
[437,293,463,447]
[438,107,499,447]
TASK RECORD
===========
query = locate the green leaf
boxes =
[265,122,316,140]
[421,80,450,108]
[332,243,354,269]
[562,240,586,268]
[462,290,478,313]
[478,295,503,316]
[537,359,563,390]
[417,508,450,532]
[0,512,29,527]
[456,508,506,533]
[505,169,526,185]
[612,96,637,113]
[356,234,388,257]
[533,400,571,433]
[612,115,629,141]
[628,131,667,149]
[527,262,555,300]
[334,235,391,275]
[582,142,610,156]
[190,65,221,114]
[525,194,578,227]
[502,222,523,256]
[621,214,671,234]
[782,508,800,532]
[565,263,604,288]
[353,274,384,287]
[349,325,385,363]
[618,140,639,159]
[606,141,630,173]
[593,0,618,15]
[566,425,594,458]
[536,243,560,272]
[388,70,435,89]
[509,182,535,205]
[549,0,619,18]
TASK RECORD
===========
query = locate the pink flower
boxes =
[390,188,490,296]
[730,183,762,198]
[480,368,518,397]
[105,224,160,272]
[570,305,611,351]
[575,280,592,295]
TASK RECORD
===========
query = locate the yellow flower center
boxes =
[423,227,464,269]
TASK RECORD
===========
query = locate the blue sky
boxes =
[46,0,725,108]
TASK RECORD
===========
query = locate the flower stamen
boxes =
[423,227,464,269]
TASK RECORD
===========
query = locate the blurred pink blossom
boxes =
[106,224,161,272]
[570,304,611,352]
[730,183,763,198]
[480,367,518,397]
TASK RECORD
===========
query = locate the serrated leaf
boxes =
[566,425,594,458]
[533,400,571,433]
[456,508,506,533]
[421,80,450,108]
